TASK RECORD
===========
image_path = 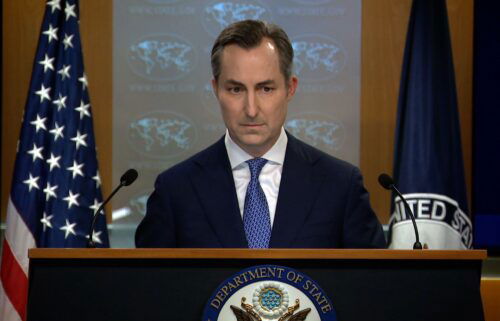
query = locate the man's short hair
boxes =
[211,20,294,83]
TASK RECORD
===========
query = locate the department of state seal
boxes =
[202,265,337,321]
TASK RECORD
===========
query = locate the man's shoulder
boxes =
[287,134,357,176]
[156,137,226,179]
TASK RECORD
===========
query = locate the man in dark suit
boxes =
[135,20,386,248]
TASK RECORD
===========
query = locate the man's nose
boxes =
[244,91,259,118]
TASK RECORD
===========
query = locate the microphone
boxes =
[378,173,422,250]
[120,168,139,186]
[87,169,139,248]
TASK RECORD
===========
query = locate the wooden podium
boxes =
[27,249,486,321]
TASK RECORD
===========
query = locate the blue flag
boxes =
[389,0,472,249]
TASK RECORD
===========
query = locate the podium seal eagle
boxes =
[202,265,337,321]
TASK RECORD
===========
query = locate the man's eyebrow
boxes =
[222,79,277,87]
[256,79,277,86]
[223,79,245,86]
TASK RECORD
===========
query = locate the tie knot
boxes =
[246,158,268,178]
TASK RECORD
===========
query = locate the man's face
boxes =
[212,38,298,157]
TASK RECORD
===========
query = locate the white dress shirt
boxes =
[224,128,288,227]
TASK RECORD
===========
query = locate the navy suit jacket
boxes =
[135,134,386,248]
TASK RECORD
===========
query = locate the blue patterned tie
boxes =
[243,158,271,248]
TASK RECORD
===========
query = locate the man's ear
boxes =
[211,78,219,98]
[287,75,299,100]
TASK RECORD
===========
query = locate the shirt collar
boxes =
[225,127,288,169]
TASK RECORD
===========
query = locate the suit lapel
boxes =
[270,135,322,248]
[191,138,248,248]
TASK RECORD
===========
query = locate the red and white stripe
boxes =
[0,198,36,321]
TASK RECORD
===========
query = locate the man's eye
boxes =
[229,87,242,93]
[262,87,274,93]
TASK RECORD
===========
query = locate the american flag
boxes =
[0,0,109,319]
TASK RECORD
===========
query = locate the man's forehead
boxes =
[214,37,290,86]
[221,38,278,59]
[219,41,280,72]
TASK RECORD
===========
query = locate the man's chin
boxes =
[233,134,270,154]
[239,136,266,148]
[239,125,265,134]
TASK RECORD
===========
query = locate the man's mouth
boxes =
[241,123,264,127]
